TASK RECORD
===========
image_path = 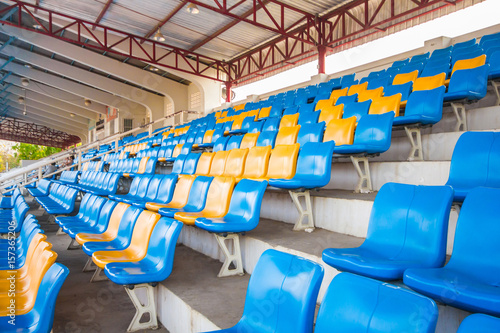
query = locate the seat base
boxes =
[215,234,244,278]
[289,190,315,231]
[125,284,158,332]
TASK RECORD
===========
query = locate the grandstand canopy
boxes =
[0,0,486,145]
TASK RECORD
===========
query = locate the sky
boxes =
[232,0,500,102]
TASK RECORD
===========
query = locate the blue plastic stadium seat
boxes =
[334,112,395,155]
[26,179,52,197]
[404,187,500,316]
[443,65,489,102]
[256,130,277,148]
[383,81,412,104]
[314,272,438,333]
[35,183,78,215]
[269,141,335,190]
[283,106,299,115]
[81,205,142,256]
[103,217,183,285]
[201,249,324,333]
[445,131,500,202]
[487,49,500,79]
[298,111,319,125]
[323,183,453,280]
[158,176,213,217]
[342,100,371,121]
[62,200,118,239]
[225,136,243,150]
[108,176,151,205]
[296,123,325,146]
[335,94,357,106]
[457,314,500,333]
[212,136,230,152]
[262,117,280,132]
[393,86,445,126]
[195,179,267,234]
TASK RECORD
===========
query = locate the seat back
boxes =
[200,176,236,216]
[392,70,419,85]
[363,183,453,267]
[347,82,368,96]
[298,111,319,125]
[135,176,152,199]
[297,123,325,146]
[294,142,335,187]
[111,205,143,248]
[183,176,214,211]
[126,210,161,259]
[413,73,446,91]
[162,175,196,208]
[318,104,343,124]
[242,146,272,179]
[404,86,445,124]
[153,174,178,204]
[213,136,230,152]
[451,54,486,76]
[353,112,395,154]
[342,100,370,121]
[314,99,334,111]
[171,154,187,174]
[240,132,259,149]
[223,148,248,178]
[323,117,356,146]
[262,117,280,132]
[209,150,230,176]
[383,81,412,102]
[329,87,348,102]
[266,144,300,179]
[335,94,358,106]
[226,136,243,150]
[446,187,500,282]
[447,64,489,100]
[195,152,214,176]
[279,113,299,129]
[238,249,324,333]
[357,87,384,102]
[275,125,300,145]
[144,175,163,202]
[314,272,438,333]
[224,179,268,229]
[256,130,277,148]
[369,94,401,116]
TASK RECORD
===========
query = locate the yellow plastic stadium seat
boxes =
[323,118,356,146]
[357,87,384,102]
[318,105,344,124]
[275,125,300,145]
[82,162,89,171]
[265,144,300,180]
[412,73,446,92]
[240,133,260,150]
[171,144,183,159]
[0,234,48,282]
[347,82,368,96]
[0,240,51,291]
[315,99,335,111]
[76,203,130,244]
[146,175,196,212]
[369,94,401,117]
[258,106,271,119]
[392,70,419,85]
[233,103,246,111]
[202,130,215,145]
[216,118,225,124]
[92,210,161,269]
[221,111,228,118]
[230,116,245,132]
[195,152,215,176]
[0,248,57,316]
[238,146,272,181]
[223,148,249,178]
[174,176,236,225]
[279,113,299,129]
[209,150,230,177]
[247,109,259,118]
[214,111,222,118]
[137,157,150,174]
[329,87,348,102]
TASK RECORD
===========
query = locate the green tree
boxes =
[12,143,62,161]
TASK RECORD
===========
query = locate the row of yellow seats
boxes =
[215,108,259,124]
[124,143,148,154]
[0,233,57,316]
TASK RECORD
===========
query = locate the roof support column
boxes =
[225,81,232,103]
[317,45,326,75]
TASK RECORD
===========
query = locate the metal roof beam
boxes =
[143,1,186,40]
[93,0,113,29]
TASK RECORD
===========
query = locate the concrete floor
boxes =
[26,197,169,333]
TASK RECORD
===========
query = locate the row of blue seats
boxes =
[202,249,500,333]
[0,188,29,233]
